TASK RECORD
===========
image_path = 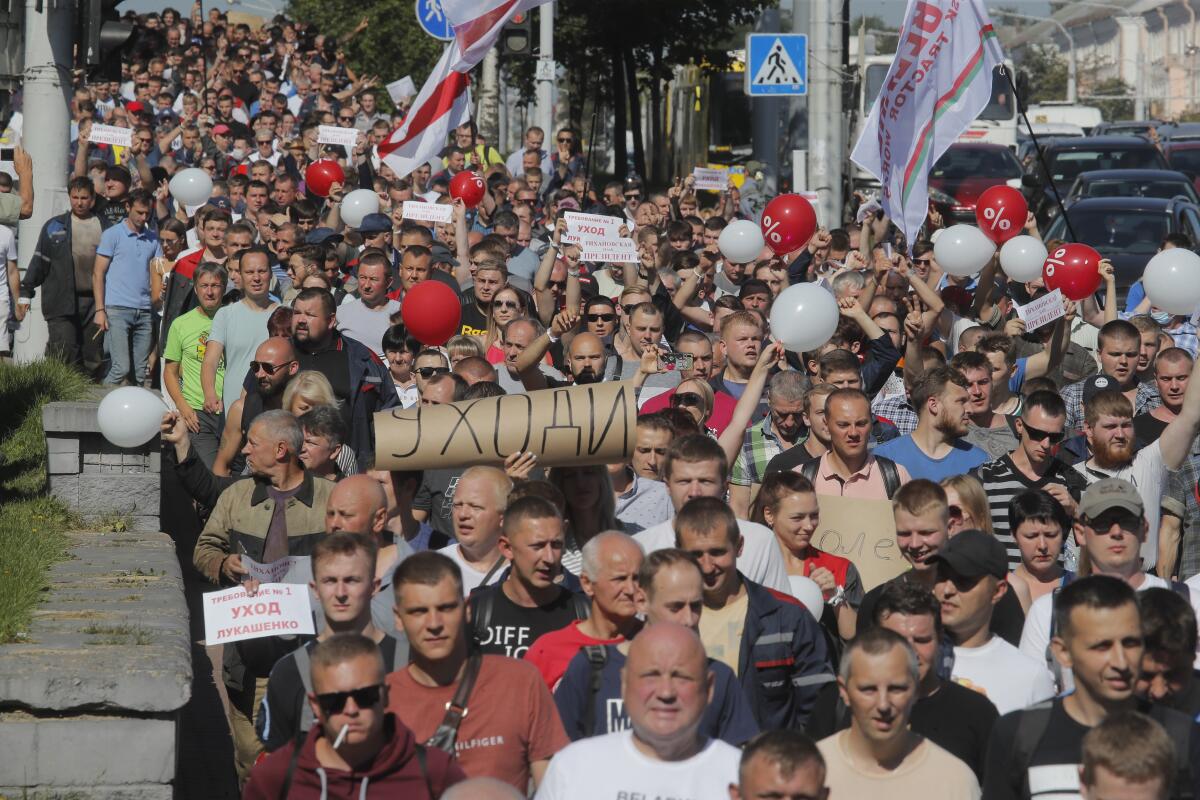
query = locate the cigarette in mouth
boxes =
[333,723,349,749]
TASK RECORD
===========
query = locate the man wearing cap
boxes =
[354,213,400,274]
[932,529,1056,715]
[1070,363,1200,572]
[1019,478,1200,692]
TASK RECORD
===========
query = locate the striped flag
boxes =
[378,0,550,178]
[850,0,1006,247]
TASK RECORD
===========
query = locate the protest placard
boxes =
[203,583,314,645]
[562,211,623,245]
[243,555,313,585]
[579,236,639,264]
[386,76,417,104]
[1015,288,1065,333]
[812,495,909,591]
[317,125,360,149]
[402,200,453,224]
[692,167,729,192]
[374,380,637,470]
[88,124,132,148]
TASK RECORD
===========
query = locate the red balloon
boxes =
[1043,243,1103,301]
[974,185,1027,244]
[450,170,486,208]
[305,159,344,198]
[761,194,817,254]
[401,280,462,346]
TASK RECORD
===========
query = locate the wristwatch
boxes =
[828,586,846,608]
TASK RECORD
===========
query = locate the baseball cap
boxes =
[1079,477,1143,519]
[429,243,458,267]
[305,227,344,245]
[212,123,231,135]
[126,100,145,114]
[357,213,392,235]
[1082,373,1119,405]
[929,529,1008,580]
[206,196,232,210]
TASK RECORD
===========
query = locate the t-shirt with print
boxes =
[163,307,222,410]
[534,730,741,800]
[554,644,760,745]
[208,300,277,410]
[386,655,568,792]
[471,584,582,659]
[413,467,464,543]
[950,635,1057,716]
[698,592,748,676]
[458,288,488,337]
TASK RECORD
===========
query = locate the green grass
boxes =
[0,358,90,498]
[0,496,73,643]
[80,623,155,646]
[0,359,91,643]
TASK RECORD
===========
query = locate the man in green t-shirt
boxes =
[163,262,226,468]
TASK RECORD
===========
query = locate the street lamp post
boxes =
[990,7,1077,104]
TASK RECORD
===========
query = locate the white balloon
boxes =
[718,220,765,264]
[788,575,826,620]
[999,235,1048,283]
[341,189,381,229]
[168,168,213,207]
[1144,248,1200,316]
[769,282,840,353]
[96,387,167,448]
[933,224,995,277]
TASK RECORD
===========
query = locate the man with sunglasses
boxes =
[979,390,1087,572]
[245,632,465,797]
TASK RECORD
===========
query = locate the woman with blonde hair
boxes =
[941,473,993,536]
[668,378,717,436]
[283,370,339,416]
[482,285,529,362]
[445,335,485,368]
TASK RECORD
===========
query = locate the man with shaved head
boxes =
[213,336,299,477]
[525,531,643,688]
[565,332,608,385]
[437,466,512,593]
[454,354,499,385]
[535,623,741,799]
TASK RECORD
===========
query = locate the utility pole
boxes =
[478,45,500,145]
[807,0,843,230]
[751,7,781,195]
[536,1,554,137]
[14,0,71,363]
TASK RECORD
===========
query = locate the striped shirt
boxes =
[976,455,1089,571]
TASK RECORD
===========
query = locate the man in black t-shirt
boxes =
[468,496,586,658]
[983,576,1200,800]
[808,580,997,781]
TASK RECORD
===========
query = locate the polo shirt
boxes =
[96,219,160,310]
[811,453,912,500]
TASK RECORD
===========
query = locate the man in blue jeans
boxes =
[93,189,159,385]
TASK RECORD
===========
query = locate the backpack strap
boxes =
[877,456,901,499]
[425,652,483,755]
[415,743,435,799]
[571,591,591,621]
[471,589,497,650]
[581,645,609,737]
[293,642,315,737]
[1010,701,1055,799]
[800,458,819,482]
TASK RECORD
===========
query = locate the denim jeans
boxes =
[103,306,153,385]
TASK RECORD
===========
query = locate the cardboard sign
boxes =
[578,236,639,264]
[562,211,623,245]
[692,166,729,192]
[812,495,909,591]
[1015,288,1065,333]
[243,555,313,585]
[203,583,314,645]
[317,125,360,148]
[387,76,417,104]
[374,380,637,471]
[402,200,453,224]
[88,123,132,148]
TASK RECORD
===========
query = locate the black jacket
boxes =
[21,212,113,318]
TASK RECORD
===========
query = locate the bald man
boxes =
[213,336,299,477]
[325,474,414,636]
[565,332,607,385]
[525,531,643,688]
[535,624,740,799]
[454,355,499,385]
[436,465,512,593]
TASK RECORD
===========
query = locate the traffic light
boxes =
[78,0,134,81]
[501,11,532,57]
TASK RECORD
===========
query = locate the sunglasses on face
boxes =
[672,392,704,408]
[624,193,641,200]
[250,360,295,375]
[1022,422,1065,444]
[338,116,354,123]
[557,137,573,144]
[914,258,933,266]
[416,366,450,378]
[494,300,520,310]
[936,566,986,593]
[1087,512,1141,532]
[315,683,384,716]
[587,313,616,323]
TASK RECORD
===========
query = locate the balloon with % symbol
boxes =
[763,215,782,244]
[982,207,1011,232]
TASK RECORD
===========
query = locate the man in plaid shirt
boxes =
[1062,320,1160,433]
[730,371,809,517]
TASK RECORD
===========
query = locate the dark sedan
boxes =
[1044,196,1200,291]
[1064,169,1200,205]
[1028,136,1169,225]
[927,143,1024,224]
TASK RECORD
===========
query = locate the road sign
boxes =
[415,0,453,41]
[745,33,807,97]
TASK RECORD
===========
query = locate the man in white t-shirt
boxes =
[1020,478,1200,692]
[932,529,1056,714]
[437,466,511,594]
[534,623,740,800]
[632,434,790,594]
[0,224,17,355]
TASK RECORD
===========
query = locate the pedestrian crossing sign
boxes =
[745,33,807,97]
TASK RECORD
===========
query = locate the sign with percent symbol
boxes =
[974,186,1027,245]
[761,194,818,254]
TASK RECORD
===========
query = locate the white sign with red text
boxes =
[402,200,454,224]
[692,167,729,192]
[563,212,623,245]
[203,583,314,645]
[578,236,639,264]
[1015,289,1065,333]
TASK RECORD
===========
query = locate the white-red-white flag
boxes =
[378,0,550,178]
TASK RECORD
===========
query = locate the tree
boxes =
[1017,44,1068,105]
[1086,78,1135,121]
